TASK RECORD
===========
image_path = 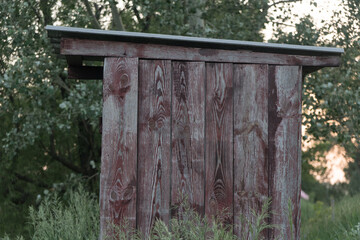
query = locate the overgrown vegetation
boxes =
[1,187,99,240]
[301,195,360,239]
[1,187,274,240]
[3,188,360,240]
[1,0,359,238]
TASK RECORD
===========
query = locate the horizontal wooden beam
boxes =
[68,66,103,79]
[61,38,341,67]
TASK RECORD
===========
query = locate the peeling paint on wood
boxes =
[137,60,171,237]
[100,57,138,239]
[233,64,269,239]
[268,66,302,240]
[171,61,205,217]
[205,63,233,225]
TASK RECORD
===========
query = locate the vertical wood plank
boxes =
[233,64,269,239]
[205,63,233,225]
[171,61,205,217]
[268,65,302,240]
[137,60,171,237]
[100,57,138,239]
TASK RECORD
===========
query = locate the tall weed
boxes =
[29,186,99,240]
[2,187,277,240]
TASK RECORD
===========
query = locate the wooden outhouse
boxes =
[46,26,343,239]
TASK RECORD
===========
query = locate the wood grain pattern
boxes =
[205,63,233,225]
[137,60,171,237]
[268,66,302,240]
[171,61,205,217]
[61,38,341,67]
[233,64,269,239]
[100,57,138,239]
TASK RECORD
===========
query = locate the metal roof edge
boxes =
[46,25,344,56]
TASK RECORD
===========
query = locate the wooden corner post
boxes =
[100,57,139,239]
[268,66,302,239]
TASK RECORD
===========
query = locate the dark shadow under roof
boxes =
[46,25,343,57]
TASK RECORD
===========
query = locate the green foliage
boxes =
[272,15,320,45]
[1,186,99,240]
[149,196,236,240]
[301,195,360,239]
[272,0,360,196]
[1,0,359,237]
[0,0,292,237]
[344,222,360,239]
[301,0,360,193]
[202,0,268,41]
[237,198,275,240]
[0,0,102,236]
[2,187,275,240]
[29,187,99,240]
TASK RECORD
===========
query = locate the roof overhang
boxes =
[46,25,344,79]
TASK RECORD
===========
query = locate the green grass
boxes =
[301,195,360,240]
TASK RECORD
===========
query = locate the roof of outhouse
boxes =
[46,25,343,57]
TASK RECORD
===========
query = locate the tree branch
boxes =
[47,134,85,174]
[14,172,51,188]
[39,0,53,25]
[131,3,153,32]
[81,0,102,29]
[270,21,295,27]
[109,0,125,31]
[268,0,301,8]
[132,4,141,24]
[55,75,71,92]
[29,2,45,26]
[142,15,152,32]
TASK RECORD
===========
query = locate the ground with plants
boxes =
[2,184,360,239]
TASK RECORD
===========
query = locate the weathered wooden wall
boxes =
[100,57,302,240]
[268,66,302,239]
[100,57,138,237]
[233,64,269,239]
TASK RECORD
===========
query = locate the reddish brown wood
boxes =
[61,38,341,67]
[100,57,138,239]
[205,63,233,225]
[268,66,302,240]
[51,25,343,240]
[233,64,269,239]
[137,60,171,237]
[171,61,205,217]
